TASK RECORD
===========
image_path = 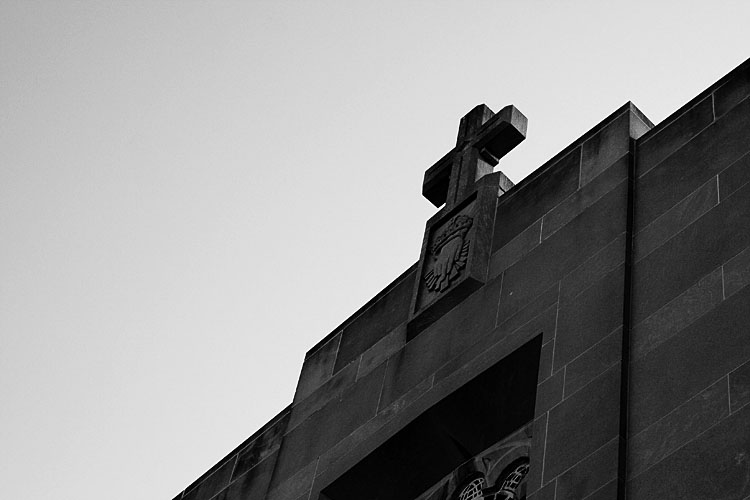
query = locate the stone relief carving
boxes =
[424,214,473,292]
[413,424,531,500]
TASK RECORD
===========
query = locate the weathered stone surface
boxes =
[628,376,728,478]
[729,358,750,414]
[294,333,340,404]
[535,369,563,414]
[272,364,385,486]
[581,109,643,186]
[635,95,750,232]
[267,459,318,500]
[182,457,235,500]
[714,62,750,117]
[315,375,434,478]
[492,148,580,252]
[544,365,621,482]
[630,266,723,360]
[432,309,550,389]
[498,181,627,322]
[543,153,628,239]
[580,479,618,500]
[380,273,503,408]
[173,59,750,500]
[497,281,559,339]
[356,323,405,380]
[724,244,750,298]
[489,218,541,278]
[628,403,750,500]
[287,360,358,432]
[333,268,414,373]
[528,479,555,500]
[555,438,619,500]
[233,412,290,480]
[634,175,718,262]
[554,265,624,371]
[636,94,714,177]
[538,339,554,383]
[526,413,548,493]
[718,150,750,200]
[559,233,625,302]
[219,451,278,500]
[632,178,750,325]
[563,327,621,398]
[629,284,750,435]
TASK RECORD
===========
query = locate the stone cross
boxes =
[422,104,528,209]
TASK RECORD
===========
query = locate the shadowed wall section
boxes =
[170,58,750,500]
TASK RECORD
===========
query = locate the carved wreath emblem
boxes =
[424,215,473,293]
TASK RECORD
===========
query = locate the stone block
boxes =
[629,284,750,435]
[489,218,541,278]
[267,459,318,500]
[630,266,723,360]
[528,479,555,500]
[333,269,414,373]
[555,437,619,500]
[543,153,629,239]
[632,178,750,325]
[497,281,559,337]
[432,314,546,390]
[538,339,554,383]
[714,61,750,118]
[580,109,638,186]
[628,403,750,499]
[724,244,750,298]
[543,365,621,482]
[636,94,714,177]
[220,451,278,500]
[294,333,340,404]
[492,148,580,252]
[356,323,406,380]
[233,412,290,480]
[718,150,750,200]
[272,364,385,486]
[316,375,435,478]
[580,480,617,500]
[628,376,728,478]
[526,413,548,493]
[182,457,235,500]
[535,369,564,415]
[287,360,358,432]
[498,181,627,322]
[634,175,718,262]
[729,358,750,413]
[564,327,622,398]
[433,298,555,391]
[554,265,624,371]
[559,233,626,302]
[635,95,750,232]
[381,274,503,408]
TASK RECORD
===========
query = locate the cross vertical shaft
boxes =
[422,104,528,210]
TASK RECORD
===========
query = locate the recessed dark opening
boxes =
[322,335,542,500]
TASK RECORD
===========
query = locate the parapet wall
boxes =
[171,57,750,500]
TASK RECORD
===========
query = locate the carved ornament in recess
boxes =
[424,214,473,293]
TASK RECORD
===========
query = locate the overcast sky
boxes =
[1,2,748,500]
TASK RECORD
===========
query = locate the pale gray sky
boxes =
[1,2,747,499]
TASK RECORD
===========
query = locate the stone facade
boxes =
[171,57,750,500]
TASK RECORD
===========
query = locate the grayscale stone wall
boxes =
[171,57,750,500]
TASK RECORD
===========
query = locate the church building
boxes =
[171,57,750,500]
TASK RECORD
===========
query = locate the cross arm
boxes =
[422,148,456,207]
[421,104,528,208]
[472,105,528,165]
